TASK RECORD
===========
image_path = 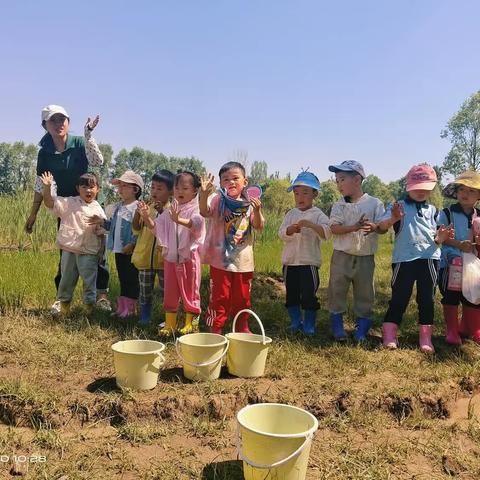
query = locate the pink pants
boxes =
[163,252,201,314]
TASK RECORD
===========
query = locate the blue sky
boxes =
[1,0,479,182]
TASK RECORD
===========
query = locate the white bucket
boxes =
[176,333,229,381]
[111,339,165,390]
[237,403,318,480]
[226,309,272,378]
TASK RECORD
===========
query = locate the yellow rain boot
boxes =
[159,312,177,337]
[179,313,195,335]
[60,302,71,316]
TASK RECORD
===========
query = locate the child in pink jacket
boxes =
[138,171,205,336]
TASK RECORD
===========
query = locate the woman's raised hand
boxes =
[85,115,100,131]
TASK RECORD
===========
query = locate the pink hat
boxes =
[405,164,437,192]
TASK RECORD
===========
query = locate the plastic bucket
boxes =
[226,309,272,378]
[111,340,166,390]
[176,333,229,381]
[237,403,318,480]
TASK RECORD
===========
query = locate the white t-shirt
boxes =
[279,206,330,267]
[329,193,385,256]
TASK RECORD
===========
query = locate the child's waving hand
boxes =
[169,200,180,224]
[200,173,216,195]
[137,200,150,218]
[390,202,405,223]
[41,171,54,185]
[435,224,455,244]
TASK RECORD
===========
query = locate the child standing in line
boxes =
[41,171,106,315]
[139,171,205,336]
[279,171,331,335]
[438,171,480,344]
[132,170,174,325]
[106,170,143,318]
[327,160,385,342]
[200,162,264,334]
[377,164,454,353]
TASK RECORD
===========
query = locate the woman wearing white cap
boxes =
[25,105,108,313]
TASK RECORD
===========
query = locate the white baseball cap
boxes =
[41,104,69,123]
[112,170,144,190]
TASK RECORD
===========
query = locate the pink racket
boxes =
[246,185,262,199]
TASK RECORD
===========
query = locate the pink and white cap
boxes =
[405,164,437,192]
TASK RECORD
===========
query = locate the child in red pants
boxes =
[199,162,264,334]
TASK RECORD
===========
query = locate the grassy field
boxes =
[1,193,480,479]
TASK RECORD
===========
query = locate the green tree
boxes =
[315,179,341,214]
[441,91,480,176]
[0,142,38,194]
[362,174,394,204]
[262,178,295,214]
[249,161,268,185]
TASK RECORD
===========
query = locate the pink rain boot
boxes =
[119,298,137,318]
[419,325,435,353]
[464,306,480,343]
[459,308,469,338]
[443,305,461,345]
[113,296,127,317]
[382,322,398,349]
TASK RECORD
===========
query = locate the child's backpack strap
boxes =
[442,207,453,227]
[393,200,405,235]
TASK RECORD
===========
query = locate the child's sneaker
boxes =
[96,297,112,312]
[50,300,61,315]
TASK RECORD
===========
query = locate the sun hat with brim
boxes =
[41,104,69,122]
[287,171,321,192]
[405,164,437,192]
[442,171,480,199]
[112,170,144,190]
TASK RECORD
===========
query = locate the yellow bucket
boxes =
[176,333,229,381]
[111,340,165,390]
[226,309,272,378]
[237,403,318,480]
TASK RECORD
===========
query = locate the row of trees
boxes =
[1,91,479,209]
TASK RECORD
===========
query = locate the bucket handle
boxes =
[231,309,267,345]
[236,424,314,469]
[175,338,229,368]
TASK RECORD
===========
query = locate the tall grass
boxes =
[0,191,57,251]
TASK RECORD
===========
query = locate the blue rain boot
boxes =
[353,317,372,342]
[303,310,317,335]
[139,303,152,325]
[331,313,347,340]
[287,306,303,333]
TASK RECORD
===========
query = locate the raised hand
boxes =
[85,115,100,131]
[250,197,262,212]
[169,200,180,223]
[136,200,150,218]
[436,224,455,244]
[200,173,215,195]
[391,202,405,223]
[41,171,54,185]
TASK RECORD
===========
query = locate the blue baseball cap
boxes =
[287,171,320,192]
[328,160,366,178]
